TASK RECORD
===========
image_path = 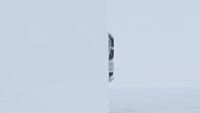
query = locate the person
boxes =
[108,33,114,82]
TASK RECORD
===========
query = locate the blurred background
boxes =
[108,0,200,113]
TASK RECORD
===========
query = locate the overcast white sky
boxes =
[108,1,200,112]
[108,0,200,87]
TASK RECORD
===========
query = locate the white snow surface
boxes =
[110,82,200,113]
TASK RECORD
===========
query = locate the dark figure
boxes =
[109,33,114,82]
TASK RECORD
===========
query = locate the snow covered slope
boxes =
[0,0,108,113]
